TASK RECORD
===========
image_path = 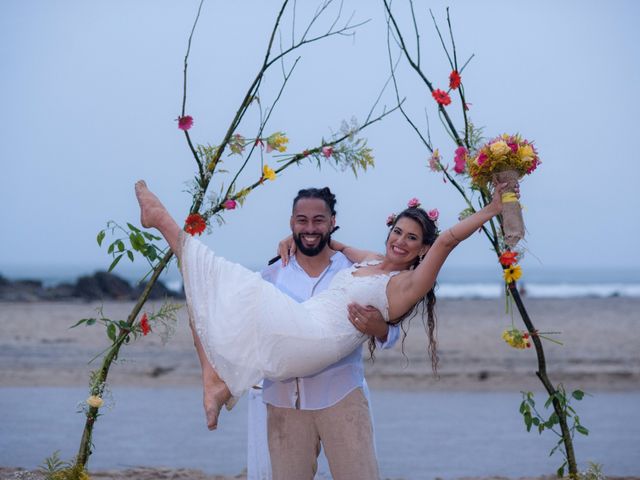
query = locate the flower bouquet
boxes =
[467,134,540,247]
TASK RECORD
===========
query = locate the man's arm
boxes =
[346,302,399,347]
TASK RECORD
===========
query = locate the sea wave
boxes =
[437,282,640,299]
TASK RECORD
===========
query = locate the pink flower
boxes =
[321,146,334,158]
[177,115,194,131]
[453,146,467,174]
[477,152,488,166]
[508,142,519,153]
[407,198,421,208]
[427,209,439,222]
[526,158,540,174]
[386,213,396,227]
[223,199,237,210]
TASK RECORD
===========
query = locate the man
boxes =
[248,187,399,480]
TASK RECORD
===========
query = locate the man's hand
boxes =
[347,302,389,342]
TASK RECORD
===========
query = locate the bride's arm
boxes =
[387,183,507,318]
[275,235,381,266]
[329,238,382,264]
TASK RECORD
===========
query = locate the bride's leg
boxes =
[134,180,182,258]
[192,326,232,430]
[136,180,231,427]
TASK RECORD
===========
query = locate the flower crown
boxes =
[386,198,440,230]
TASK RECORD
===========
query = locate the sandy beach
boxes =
[1,297,639,479]
[2,297,638,391]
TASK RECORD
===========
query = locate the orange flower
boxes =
[140,313,151,336]
[449,70,461,89]
[499,251,518,266]
[184,213,206,236]
[432,89,452,106]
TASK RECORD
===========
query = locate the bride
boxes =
[135,180,508,428]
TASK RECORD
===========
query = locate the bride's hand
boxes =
[277,235,296,267]
[489,181,514,215]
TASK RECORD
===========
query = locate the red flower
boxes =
[184,213,206,236]
[177,115,194,131]
[432,89,452,106]
[223,199,237,210]
[449,70,461,90]
[140,313,151,336]
[499,250,518,267]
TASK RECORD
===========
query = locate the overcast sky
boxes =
[2,0,639,282]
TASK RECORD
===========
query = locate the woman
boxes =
[135,180,507,428]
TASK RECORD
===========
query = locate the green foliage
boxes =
[39,451,69,475]
[39,452,91,479]
[97,221,164,273]
[519,387,590,476]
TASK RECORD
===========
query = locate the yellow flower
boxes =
[86,395,104,408]
[518,144,534,160]
[503,265,523,283]
[489,140,510,157]
[262,164,277,181]
[266,132,288,153]
[501,328,528,349]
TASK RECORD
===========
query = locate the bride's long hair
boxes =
[368,207,439,374]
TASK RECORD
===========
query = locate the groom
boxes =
[249,187,399,479]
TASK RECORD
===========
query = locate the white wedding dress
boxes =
[180,234,397,397]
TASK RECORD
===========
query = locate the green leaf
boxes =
[108,254,123,272]
[97,230,106,246]
[106,323,116,342]
[117,320,130,329]
[107,242,115,254]
[523,412,532,431]
[557,462,566,478]
[531,417,540,426]
[116,240,125,252]
[126,222,140,233]
[86,318,96,326]
[70,318,90,328]
[572,390,585,401]
[127,250,134,262]
[142,232,161,241]
[576,425,589,436]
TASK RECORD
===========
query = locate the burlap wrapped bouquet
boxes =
[467,134,541,247]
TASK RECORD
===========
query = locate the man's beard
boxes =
[293,232,331,257]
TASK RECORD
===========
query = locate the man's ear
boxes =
[330,215,336,229]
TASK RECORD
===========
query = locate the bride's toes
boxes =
[204,401,221,431]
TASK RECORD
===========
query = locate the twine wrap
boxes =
[495,170,524,247]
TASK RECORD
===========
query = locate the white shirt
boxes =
[260,252,399,410]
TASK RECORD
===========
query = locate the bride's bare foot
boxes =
[135,180,168,229]
[203,379,232,430]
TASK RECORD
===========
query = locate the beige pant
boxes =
[267,387,379,480]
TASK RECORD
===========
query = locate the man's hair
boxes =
[292,187,337,216]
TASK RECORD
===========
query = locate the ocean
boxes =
[1,387,638,478]
[2,264,639,299]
